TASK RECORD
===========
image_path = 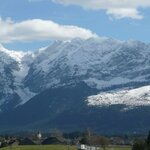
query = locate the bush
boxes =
[132,139,146,150]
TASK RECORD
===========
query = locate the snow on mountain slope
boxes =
[0,44,36,109]
[87,85,150,109]
[24,38,124,92]
[24,37,150,93]
[13,60,36,106]
[0,44,26,62]
[1,37,150,111]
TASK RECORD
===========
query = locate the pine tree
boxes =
[146,131,150,150]
[132,139,146,150]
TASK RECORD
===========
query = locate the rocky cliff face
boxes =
[0,44,35,111]
[1,38,150,110]
[0,38,150,133]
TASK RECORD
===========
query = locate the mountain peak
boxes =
[1,38,150,133]
[0,44,32,63]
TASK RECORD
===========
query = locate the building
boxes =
[77,144,99,150]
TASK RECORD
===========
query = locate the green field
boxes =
[0,145,75,150]
[0,145,131,150]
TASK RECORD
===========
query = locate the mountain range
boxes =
[0,37,150,134]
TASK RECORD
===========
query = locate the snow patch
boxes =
[15,88,37,105]
[87,85,150,109]
[0,43,33,63]
[13,64,30,84]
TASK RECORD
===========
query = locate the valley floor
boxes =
[0,145,131,150]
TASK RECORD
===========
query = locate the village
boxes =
[0,129,136,150]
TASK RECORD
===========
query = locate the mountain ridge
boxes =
[1,37,150,133]
[1,37,150,109]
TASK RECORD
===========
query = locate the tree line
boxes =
[132,131,150,150]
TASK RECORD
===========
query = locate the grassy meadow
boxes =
[0,145,75,150]
[0,145,131,150]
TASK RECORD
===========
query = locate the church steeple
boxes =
[37,131,42,139]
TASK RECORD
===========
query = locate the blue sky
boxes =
[0,0,150,51]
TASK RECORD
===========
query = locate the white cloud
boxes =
[106,8,143,20]
[52,0,150,19]
[0,18,97,43]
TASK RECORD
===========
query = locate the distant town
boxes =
[0,129,150,150]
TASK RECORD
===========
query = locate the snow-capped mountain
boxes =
[0,44,35,111]
[1,38,150,110]
[1,37,150,133]
[87,85,150,109]
[23,38,150,108]
[24,38,150,92]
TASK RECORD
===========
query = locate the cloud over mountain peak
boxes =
[0,18,97,43]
